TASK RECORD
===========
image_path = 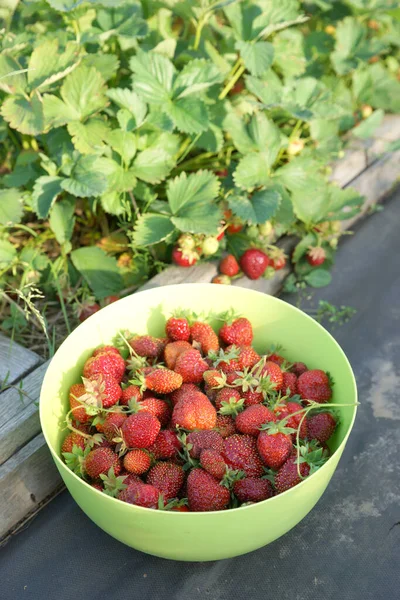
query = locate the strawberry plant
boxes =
[0,0,399,353]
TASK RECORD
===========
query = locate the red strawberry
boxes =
[166,316,190,341]
[229,345,260,370]
[83,352,125,382]
[297,369,332,403]
[85,447,121,479]
[171,391,217,430]
[118,481,160,508]
[123,449,151,475]
[275,456,310,493]
[120,384,142,406]
[239,249,269,280]
[203,369,226,389]
[170,383,199,406]
[259,360,283,390]
[277,402,307,441]
[220,254,240,277]
[174,348,209,383]
[257,424,293,470]
[200,449,226,479]
[172,247,197,267]
[242,389,264,406]
[267,352,285,366]
[164,340,192,370]
[120,412,161,449]
[216,414,236,438]
[307,246,326,266]
[77,302,100,322]
[269,248,286,271]
[61,430,87,454]
[281,372,298,396]
[290,362,308,377]
[100,411,128,441]
[129,335,165,358]
[215,387,242,412]
[86,374,122,408]
[190,321,219,354]
[91,482,103,492]
[139,367,183,394]
[122,472,143,486]
[186,430,224,458]
[307,412,336,443]
[235,405,277,436]
[233,478,273,503]
[148,430,181,459]
[223,434,264,477]
[212,275,231,285]
[187,468,230,511]
[69,383,91,423]
[93,345,120,357]
[219,317,253,346]
[139,397,171,427]
[147,462,184,501]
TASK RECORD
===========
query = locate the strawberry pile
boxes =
[62,311,339,512]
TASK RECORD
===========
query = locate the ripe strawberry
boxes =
[215,387,242,412]
[307,412,336,443]
[120,384,142,406]
[100,412,128,441]
[277,402,307,441]
[138,367,183,394]
[219,317,253,346]
[223,434,264,477]
[186,430,224,458]
[210,346,241,374]
[216,169,228,178]
[139,397,171,427]
[297,369,332,403]
[259,360,284,391]
[69,383,91,423]
[164,340,193,370]
[103,295,119,305]
[187,468,230,511]
[120,412,161,449]
[147,462,184,500]
[172,246,197,267]
[307,246,326,266]
[61,430,87,454]
[212,275,231,285]
[281,372,298,396]
[148,430,181,459]
[257,423,293,470]
[77,302,100,323]
[85,447,121,479]
[275,456,310,493]
[123,449,151,475]
[228,345,260,370]
[220,255,240,277]
[83,351,125,382]
[290,362,308,377]
[165,316,190,341]
[118,481,160,508]
[242,389,264,406]
[174,348,209,383]
[171,391,217,430]
[121,472,142,486]
[203,369,226,389]
[269,248,286,271]
[200,449,226,479]
[170,383,199,406]
[216,414,236,438]
[91,482,103,492]
[129,335,165,358]
[86,374,122,408]
[93,345,120,357]
[267,352,285,366]
[235,404,277,436]
[240,249,269,280]
[233,478,273,503]
[190,321,219,354]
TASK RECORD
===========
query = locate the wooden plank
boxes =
[0,361,49,465]
[0,334,42,386]
[138,262,218,292]
[0,433,62,541]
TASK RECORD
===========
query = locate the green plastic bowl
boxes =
[40,284,357,561]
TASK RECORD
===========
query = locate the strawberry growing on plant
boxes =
[219,255,240,277]
[239,249,269,280]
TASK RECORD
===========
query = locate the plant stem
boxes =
[219,62,245,100]
[128,191,141,217]
[177,133,201,164]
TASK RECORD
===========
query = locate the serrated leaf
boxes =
[236,41,274,76]
[273,29,306,78]
[95,1,148,46]
[234,153,273,189]
[331,18,385,75]
[167,170,220,215]
[1,93,44,135]
[20,247,49,271]
[352,109,384,139]
[61,65,108,120]
[83,53,119,81]
[173,59,223,98]
[325,186,364,220]
[228,188,280,224]
[291,186,330,225]
[171,204,222,235]
[31,176,63,218]
[132,213,175,246]
[224,111,282,156]
[61,155,108,197]
[67,119,111,154]
[165,97,209,134]
[270,183,295,227]
[45,0,83,10]
[71,246,123,299]
[0,54,27,93]
[132,148,175,184]
[245,72,283,106]
[0,188,23,225]
[106,88,147,128]
[106,128,137,163]
[49,197,76,244]
[0,240,16,266]
[101,192,126,216]
[354,64,400,113]
[304,269,332,288]
[42,94,78,128]
[130,50,175,104]
[196,124,224,152]
[27,40,80,91]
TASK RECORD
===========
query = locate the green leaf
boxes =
[42,94,78,128]
[132,213,175,246]
[0,240,16,266]
[0,55,27,94]
[27,40,80,91]
[1,94,44,135]
[173,59,223,98]
[171,204,222,235]
[236,41,274,76]
[130,50,175,105]
[61,155,108,197]
[107,129,137,163]
[352,109,384,139]
[71,246,123,299]
[325,186,364,220]
[224,112,282,155]
[234,153,273,189]
[291,186,330,225]
[31,176,63,218]
[167,170,220,215]
[20,247,49,271]
[49,198,76,244]
[132,148,175,184]
[67,119,111,154]
[245,72,283,106]
[165,97,209,134]
[106,88,147,128]
[292,233,318,263]
[0,188,23,225]
[353,64,400,113]
[83,53,120,81]
[228,188,280,224]
[101,192,126,216]
[45,0,83,10]
[304,269,332,288]
[331,18,385,75]
[273,29,306,78]
[196,124,224,152]
[60,65,108,121]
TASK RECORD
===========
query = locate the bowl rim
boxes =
[40,283,358,516]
